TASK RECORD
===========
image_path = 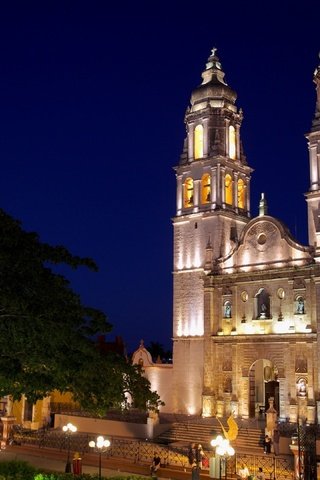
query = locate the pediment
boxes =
[218,216,313,273]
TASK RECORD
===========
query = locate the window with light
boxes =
[225,174,233,205]
[184,177,194,208]
[229,125,236,160]
[194,124,203,159]
[201,173,211,204]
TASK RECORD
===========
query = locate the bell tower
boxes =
[172,49,253,414]
[306,54,320,259]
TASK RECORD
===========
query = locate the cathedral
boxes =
[133,48,320,423]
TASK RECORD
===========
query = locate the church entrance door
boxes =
[248,359,278,418]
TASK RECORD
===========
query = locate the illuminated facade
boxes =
[169,49,320,421]
[133,50,320,421]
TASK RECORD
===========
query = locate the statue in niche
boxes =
[297,298,305,314]
[224,302,232,318]
[259,303,267,319]
[298,378,307,397]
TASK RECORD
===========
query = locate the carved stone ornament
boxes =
[241,291,248,302]
[246,222,277,251]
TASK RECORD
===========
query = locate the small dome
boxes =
[190,48,237,109]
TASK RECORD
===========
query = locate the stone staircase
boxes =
[155,419,265,454]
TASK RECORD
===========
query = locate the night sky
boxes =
[0,1,319,353]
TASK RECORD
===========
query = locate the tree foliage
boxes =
[0,209,162,413]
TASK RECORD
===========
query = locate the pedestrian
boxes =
[150,454,161,476]
[188,443,196,466]
[263,435,271,454]
[195,443,205,468]
[238,463,250,480]
[256,467,265,480]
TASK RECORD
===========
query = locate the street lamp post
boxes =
[89,435,111,480]
[62,422,77,473]
[211,435,235,480]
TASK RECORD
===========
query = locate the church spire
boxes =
[201,47,227,86]
[312,52,320,128]
[305,53,320,257]
[259,193,268,216]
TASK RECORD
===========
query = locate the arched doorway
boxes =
[248,359,279,417]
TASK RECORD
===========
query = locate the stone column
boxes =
[188,123,195,161]
[193,180,200,213]
[211,167,217,209]
[1,416,16,448]
[176,175,183,215]
[235,124,240,160]
[265,397,277,436]
[289,443,304,480]
[203,117,209,157]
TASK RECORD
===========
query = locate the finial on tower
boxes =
[259,193,268,216]
[202,47,226,85]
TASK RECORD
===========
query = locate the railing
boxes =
[11,429,295,478]
[50,404,148,423]
[233,453,294,480]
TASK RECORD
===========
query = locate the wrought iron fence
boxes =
[234,453,294,480]
[11,429,296,479]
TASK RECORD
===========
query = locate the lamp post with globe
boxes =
[89,435,111,480]
[62,422,77,473]
[211,435,235,480]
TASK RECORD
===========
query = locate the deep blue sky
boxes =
[0,1,319,353]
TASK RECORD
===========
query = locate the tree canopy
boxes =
[0,209,162,414]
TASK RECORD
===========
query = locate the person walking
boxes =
[263,435,271,454]
[238,463,250,480]
[150,455,161,476]
[256,467,265,480]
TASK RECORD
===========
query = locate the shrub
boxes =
[0,460,37,480]
[0,461,153,480]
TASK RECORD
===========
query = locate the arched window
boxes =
[229,125,236,160]
[201,173,211,204]
[225,174,233,205]
[184,178,194,208]
[194,125,204,160]
[237,178,245,209]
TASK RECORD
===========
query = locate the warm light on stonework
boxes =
[229,125,236,160]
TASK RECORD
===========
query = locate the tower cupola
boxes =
[176,48,252,219]
[191,47,237,110]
